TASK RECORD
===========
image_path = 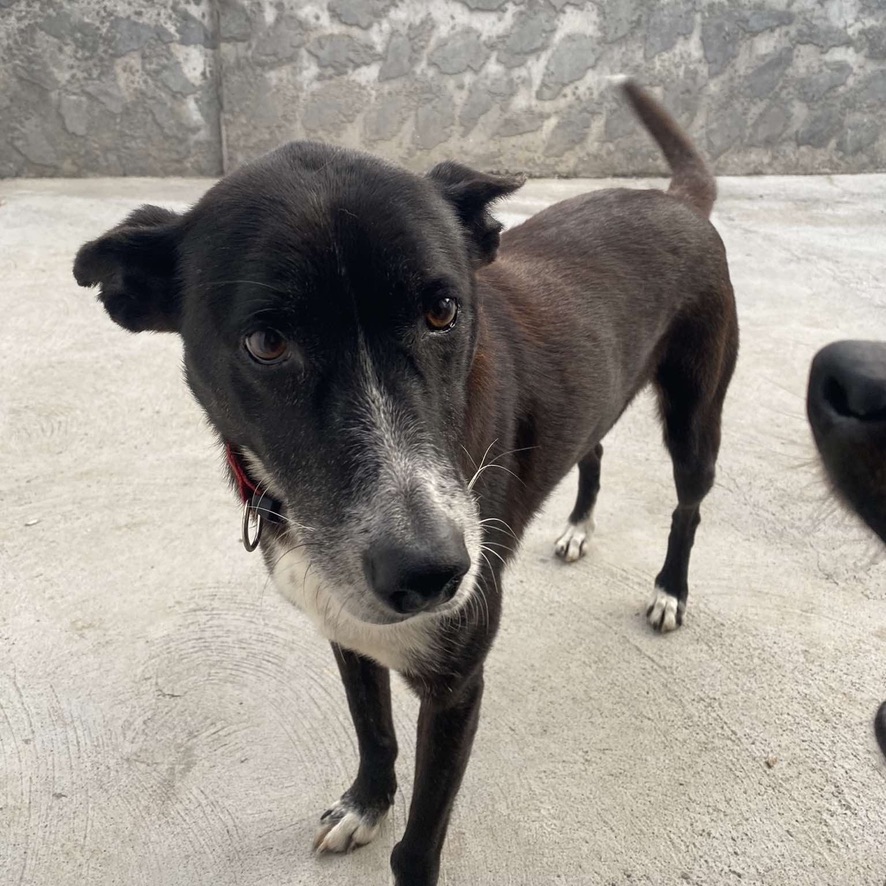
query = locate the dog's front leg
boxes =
[391,671,484,886]
[314,643,398,853]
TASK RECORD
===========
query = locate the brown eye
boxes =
[425,297,459,331]
[244,329,289,364]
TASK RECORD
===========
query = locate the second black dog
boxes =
[808,340,886,757]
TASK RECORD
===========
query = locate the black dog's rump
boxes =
[807,341,886,758]
[74,81,738,884]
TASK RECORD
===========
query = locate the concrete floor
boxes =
[1,174,885,886]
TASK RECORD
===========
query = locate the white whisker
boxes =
[480,543,506,567]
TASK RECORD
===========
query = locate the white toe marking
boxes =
[313,800,386,854]
[554,518,594,563]
[646,587,684,633]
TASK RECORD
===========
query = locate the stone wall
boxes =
[0,1,221,176]
[2,0,884,178]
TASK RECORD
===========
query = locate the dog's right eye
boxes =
[244,329,289,364]
[425,297,459,332]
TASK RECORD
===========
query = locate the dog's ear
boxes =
[73,205,183,333]
[428,162,525,266]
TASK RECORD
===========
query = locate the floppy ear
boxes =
[73,205,183,333]
[427,162,525,266]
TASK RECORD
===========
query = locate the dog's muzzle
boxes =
[808,340,886,433]
[362,521,471,616]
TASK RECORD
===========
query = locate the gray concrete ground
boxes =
[1,174,885,886]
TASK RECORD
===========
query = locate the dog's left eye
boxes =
[425,297,459,332]
[244,329,289,364]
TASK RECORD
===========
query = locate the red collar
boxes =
[225,442,260,503]
[225,443,285,524]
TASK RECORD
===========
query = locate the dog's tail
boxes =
[614,77,716,219]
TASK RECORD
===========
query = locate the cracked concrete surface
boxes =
[1,175,885,885]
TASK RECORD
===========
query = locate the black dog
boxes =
[74,80,738,884]
[807,341,886,757]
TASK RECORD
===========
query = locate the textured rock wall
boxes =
[2,0,885,177]
[0,1,221,176]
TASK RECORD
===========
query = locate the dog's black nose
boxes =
[809,341,886,426]
[364,525,470,616]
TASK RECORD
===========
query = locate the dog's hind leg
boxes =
[554,443,604,562]
[649,393,718,632]
[648,316,736,632]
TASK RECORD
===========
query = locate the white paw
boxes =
[313,797,387,854]
[554,518,594,562]
[646,587,684,633]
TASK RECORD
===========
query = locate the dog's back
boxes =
[480,81,736,476]
[465,80,738,636]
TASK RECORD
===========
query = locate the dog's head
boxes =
[808,340,886,760]
[74,142,523,628]
[807,340,886,543]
